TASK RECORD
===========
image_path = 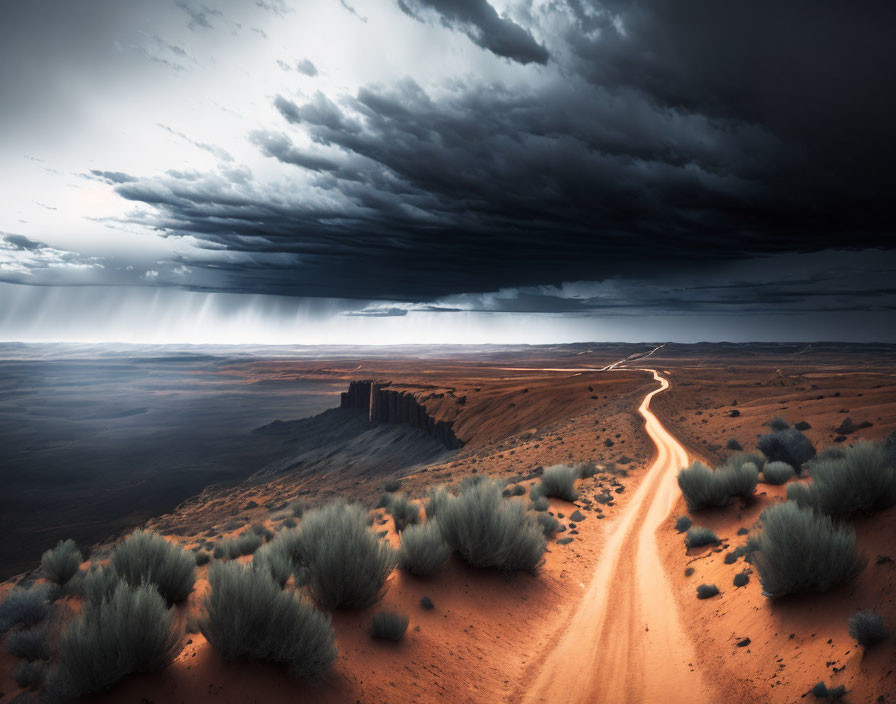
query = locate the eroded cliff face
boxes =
[340,380,463,449]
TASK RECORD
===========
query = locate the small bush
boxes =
[848,610,888,646]
[757,428,816,471]
[425,486,452,519]
[733,572,749,587]
[383,478,401,493]
[696,584,719,599]
[751,501,865,597]
[388,494,421,532]
[370,611,409,641]
[41,539,82,586]
[437,480,545,572]
[6,623,49,661]
[504,483,527,497]
[811,682,828,698]
[726,438,742,451]
[686,527,719,548]
[112,530,196,604]
[299,500,396,609]
[536,513,561,538]
[213,532,264,560]
[252,541,294,588]
[0,585,52,634]
[767,416,790,431]
[536,465,579,502]
[794,421,811,431]
[531,495,549,512]
[675,516,692,533]
[200,562,337,679]
[13,660,46,689]
[719,462,758,499]
[677,461,727,511]
[763,461,794,485]
[398,521,451,577]
[195,551,211,566]
[574,461,597,479]
[420,595,434,610]
[48,582,181,699]
[80,564,121,607]
[797,441,896,516]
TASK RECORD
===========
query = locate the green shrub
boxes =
[574,461,597,479]
[536,513,561,538]
[388,494,421,532]
[811,682,828,698]
[696,584,719,599]
[425,486,452,519]
[79,564,121,608]
[200,562,337,679]
[0,585,52,634]
[111,530,195,604]
[252,540,294,588]
[536,465,579,502]
[213,532,264,560]
[767,416,790,431]
[6,623,49,661]
[795,441,896,516]
[48,582,181,699]
[848,610,888,646]
[674,516,692,533]
[677,461,728,511]
[383,478,401,493]
[437,480,545,572]
[725,451,766,472]
[719,461,758,499]
[40,539,82,586]
[763,461,794,485]
[13,660,46,689]
[299,500,396,609]
[685,527,719,548]
[504,483,527,497]
[531,495,549,512]
[397,521,451,577]
[751,501,865,597]
[757,428,816,470]
[370,611,409,641]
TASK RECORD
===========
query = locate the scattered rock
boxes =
[736,637,751,647]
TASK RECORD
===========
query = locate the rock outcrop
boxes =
[341,380,463,449]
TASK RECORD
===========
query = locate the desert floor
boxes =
[1,342,894,702]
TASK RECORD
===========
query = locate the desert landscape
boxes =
[1,342,894,703]
[3,0,894,701]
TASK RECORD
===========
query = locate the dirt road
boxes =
[519,369,714,704]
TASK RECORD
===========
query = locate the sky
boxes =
[1,0,894,344]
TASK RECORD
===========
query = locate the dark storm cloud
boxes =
[91,0,894,313]
[398,0,549,64]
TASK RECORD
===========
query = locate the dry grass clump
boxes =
[40,539,82,587]
[397,521,451,577]
[749,501,865,597]
[299,500,396,609]
[437,479,545,573]
[200,561,337,679]
[370,611,409,641]
[47,582,181,699]
[534,464,579,502]
[111,530,195,604]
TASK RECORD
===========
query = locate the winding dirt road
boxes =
[520,369,714,704]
